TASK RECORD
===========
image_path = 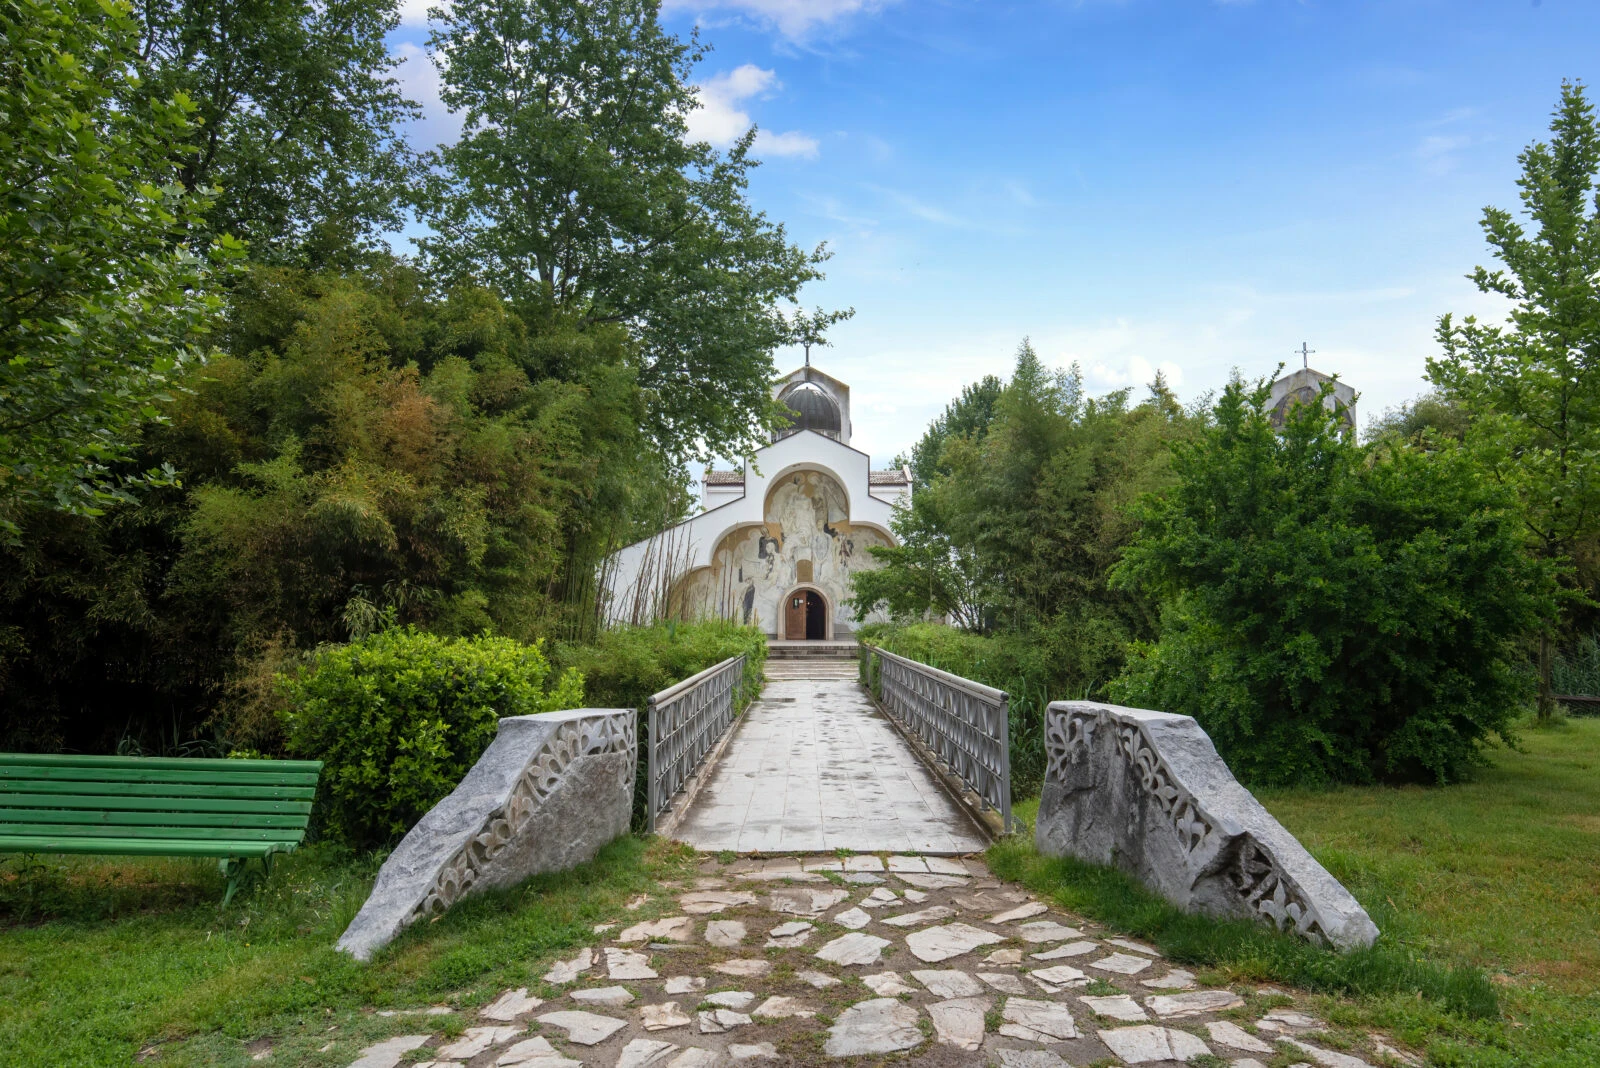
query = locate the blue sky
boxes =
[388,0,1600,465]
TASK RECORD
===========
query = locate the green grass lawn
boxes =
[996,716,1600,1068]
[0,837,701,1067]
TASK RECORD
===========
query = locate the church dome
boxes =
[776,382,841,440]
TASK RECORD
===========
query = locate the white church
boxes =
[604,365,910,640]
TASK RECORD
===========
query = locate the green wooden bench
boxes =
[0,753,323,905]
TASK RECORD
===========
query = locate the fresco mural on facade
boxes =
[671,469,892,634]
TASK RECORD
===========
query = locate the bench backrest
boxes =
[0,754,323,846]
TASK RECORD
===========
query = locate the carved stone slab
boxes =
[1036,701,1378,950]
[337,709,636,961]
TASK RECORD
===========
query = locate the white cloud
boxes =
[663,0,889,40]
[394,42,463,149]
[397,0,435,27]
[687,65,819,158]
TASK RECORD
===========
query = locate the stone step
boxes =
[767,640,860,660]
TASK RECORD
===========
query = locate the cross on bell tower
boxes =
[1294,341,1316,370]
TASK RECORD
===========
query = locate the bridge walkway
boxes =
[671,647,988,855]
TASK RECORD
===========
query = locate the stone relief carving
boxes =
[336,709,636,962]
[1036,701,1378,951]
[411,714,635,921]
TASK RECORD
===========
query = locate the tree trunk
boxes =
[1538,631,1557,722]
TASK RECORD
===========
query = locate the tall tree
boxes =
[129,0,420,265]
[422,0,825,459]
[1428,81,1600,716]
[0,0,235,540]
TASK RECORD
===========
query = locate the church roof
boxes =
[705,470,745,485]
[869,469,910,485]
[776,382,842,440]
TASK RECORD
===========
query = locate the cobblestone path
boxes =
[348,853,1419,1068]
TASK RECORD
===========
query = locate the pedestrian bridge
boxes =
[645,643,1010,855]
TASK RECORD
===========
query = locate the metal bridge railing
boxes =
[862,644,1015,835]
[646,654,747,833]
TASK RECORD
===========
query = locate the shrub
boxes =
[1110,378,1556,786]
[552,620,766,828]
[279,628,583,848]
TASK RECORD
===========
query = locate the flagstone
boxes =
[841,872,884,884]
[481,988,543,1020]
[831,906,871,929]
[619,917,694,944]
[1148,989,1246,1018]
[535,1010,628,1046]
[859,888,898,909]
[989,901,1048,924]
[1014,921,1086,943]
[905,922,1005,962]
[605,948,658,980]
[1206,1021,1274,1053]
[995,1051,1070,1068]
[983,948,1024,965]
[349,1035,431,1068]
[543,948,593,984]
[928,996,989,1051]
[728,1042,779,1060]
[765,920,814,947]
[769,888,850,915]
[902,888,930,902]
[711,959,771,978]
[616,1038,679,1068]
[495,1034,580,1066]
[978,971,1029,994]
[679,891,758,914]
[911,969,985,998]
[1107,937,1161,956]
[895,872,969,889]
[924,856,971,876]
[886,855,929,872]
[1141,968,1197,990]
[1279,1038,1375,1068]
[705,920,746,948]
[1259,1009,1325,1031]
[571,985,635,1007]
[663,976,706,995]
[844,855,886,872]
[666,1048,722,1066]
[862,971,917,996]
[697,1008,753,1033]
[823,998,924,1057]
[1031,941,1098,960]
[752,996,815,1019]
[1098,1025,1211,1064]
[998,997,1078,1042]
[796,969,842,988]
[1079,993,1147,1021]
[883,905,957,927]
[1029,964,1088,986]
[436,1026,520,1059]
[815,931,891,966]
[640,1002,693,1031]
[704,991,756,1010]
[1090,951,1154,975]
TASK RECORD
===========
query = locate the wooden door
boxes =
[785,593,806,640]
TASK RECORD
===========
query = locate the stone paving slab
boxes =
[346,852,1413,1068]
[670,669,989,854]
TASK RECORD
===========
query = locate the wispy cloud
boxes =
[393,42,462,149]
[397,0,434,27]
[663,0,893,41]
[687,65,820,159]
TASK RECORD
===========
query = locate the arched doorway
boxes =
[783,586,829,640]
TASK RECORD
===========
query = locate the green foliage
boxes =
[0,0,239,539]
[858,621,1052,798]
[1428,81,1600,709]
[279,627,583,847]
[129,0,422,266]
[553,619,765,828]
[1111,378,1556,786]
[422,0,824,460]
[853,341,1203,703]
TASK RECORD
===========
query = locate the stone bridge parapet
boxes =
[1036,701,1378,951]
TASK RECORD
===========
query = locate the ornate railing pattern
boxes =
[646,655,747,833]
[863,645,1015,834]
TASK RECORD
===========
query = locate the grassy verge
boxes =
[0,837,699,1067]
[995,717,1600,1067]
